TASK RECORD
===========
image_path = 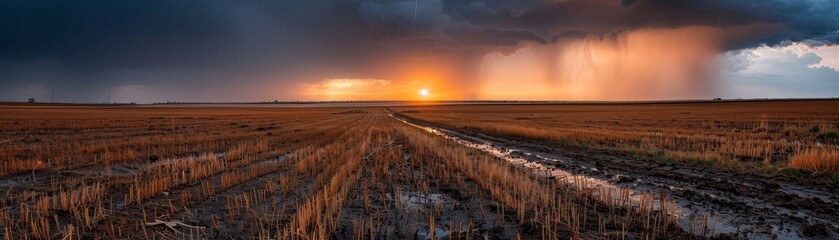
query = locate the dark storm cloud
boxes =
[624,0,839,47]
[3,0,836,70]
[438,0,839,49]
[347,0,839,56]
[0,0,837,102]
[0,0,236,72]
[620,0,640,7]
[440,28,550,47]
[0,0,376,96]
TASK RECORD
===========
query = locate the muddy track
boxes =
[391,113,839,240]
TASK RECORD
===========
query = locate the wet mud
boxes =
[392,113,839,240]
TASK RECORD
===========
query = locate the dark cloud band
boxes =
[0,0,836,101]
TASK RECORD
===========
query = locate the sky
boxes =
[1,0,838,103]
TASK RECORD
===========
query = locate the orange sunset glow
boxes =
[299,25,780,101]
[299,57,467,101]
[477,27,724,100]
[3,0,834,103]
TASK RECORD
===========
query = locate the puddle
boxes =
[415,227,450,240]
[385,190,459,239]
[390,191,445,211]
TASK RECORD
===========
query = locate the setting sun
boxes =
[418,88,429,97]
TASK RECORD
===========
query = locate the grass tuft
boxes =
[788,148,839,174]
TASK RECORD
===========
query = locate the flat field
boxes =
[392,100,839,239]
[0,101,836,239]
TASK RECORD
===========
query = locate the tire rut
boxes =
[391,113,839,240]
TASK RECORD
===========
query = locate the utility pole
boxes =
[51,89,55,103]
[108,92,111,104]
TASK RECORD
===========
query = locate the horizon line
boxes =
[3,97,838,107]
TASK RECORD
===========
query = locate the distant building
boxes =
[713,98,722,101]
[28,98,36,103]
